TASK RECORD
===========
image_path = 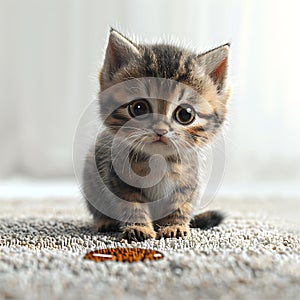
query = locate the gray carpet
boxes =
[0,197,299,300]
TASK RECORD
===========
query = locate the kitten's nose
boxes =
[153,121,169,136]
[153,128,168,136]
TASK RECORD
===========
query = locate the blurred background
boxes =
[0,0,299,208]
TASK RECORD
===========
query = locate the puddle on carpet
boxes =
[84,248,164,263]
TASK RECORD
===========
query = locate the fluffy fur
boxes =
[83,29,230,242]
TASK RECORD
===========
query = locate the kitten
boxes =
[83,29,230,242]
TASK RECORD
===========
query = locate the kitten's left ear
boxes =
[197,43,230,92]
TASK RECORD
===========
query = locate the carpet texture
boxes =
[0,198,299,300]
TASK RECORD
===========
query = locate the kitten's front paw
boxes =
[158,225,191,239]
[122,225,156,242]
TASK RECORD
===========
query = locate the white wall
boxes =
[0,0,299,194]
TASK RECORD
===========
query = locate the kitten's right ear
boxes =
[100,28,140,88]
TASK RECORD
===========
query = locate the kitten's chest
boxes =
[136,161,185,200]
[142,176,175,200]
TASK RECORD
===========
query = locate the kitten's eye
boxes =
[128,99,151,119]
[174,104,195,125]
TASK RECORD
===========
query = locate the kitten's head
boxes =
[99,29,231,158]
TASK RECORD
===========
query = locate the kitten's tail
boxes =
[189,210,224,229]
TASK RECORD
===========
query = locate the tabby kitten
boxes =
[83,29,230,242]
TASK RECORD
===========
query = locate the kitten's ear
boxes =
[197,43,230,92]
[101,29,140,87]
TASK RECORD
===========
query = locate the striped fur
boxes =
[83,29,230,242]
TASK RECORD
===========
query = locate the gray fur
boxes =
[83,29,231,242]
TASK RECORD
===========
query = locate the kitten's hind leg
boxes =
[94,215,120,233]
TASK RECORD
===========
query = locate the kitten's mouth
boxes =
[152,135,169,145]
